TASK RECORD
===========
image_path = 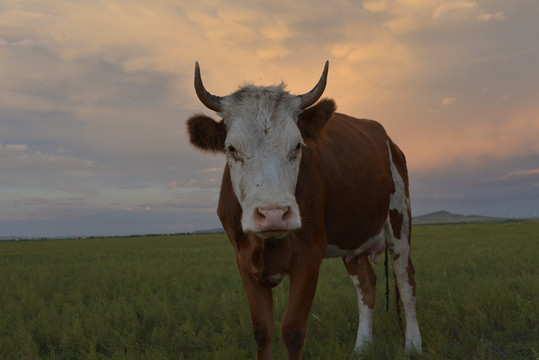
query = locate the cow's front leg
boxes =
[281,254,323,360]
[237,262,275,360]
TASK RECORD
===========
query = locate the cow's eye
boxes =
[290,142,303,161]
[225,145,243,162]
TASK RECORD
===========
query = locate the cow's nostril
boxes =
[282,207,292,222]
[255,208,266,220]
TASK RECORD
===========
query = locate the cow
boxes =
[186,61,422,359]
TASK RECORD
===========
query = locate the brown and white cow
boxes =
[186,61,421,359]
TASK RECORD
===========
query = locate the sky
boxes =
[1,0,538,237]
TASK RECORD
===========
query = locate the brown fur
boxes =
[389,209,403,240]
[186,114,226,153]
[189,99,417,359]
[297,99,336,143]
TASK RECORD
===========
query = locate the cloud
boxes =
[256,44,289,60]
[488,169,539,186]
[432,1,478,20]
[363,0,388,13]
[477,10,506,22]
[441,97,456,106]
[261,21,294,42]
[167,177,221,190]
[167,181,178,190]
[196,167,223,174]
[403,104,539,172]
[205,178,218,186]
[166,180,196,189]
[432,1,505,23]
[0,142,98,170]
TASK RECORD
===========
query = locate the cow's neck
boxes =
[237,234,295,288]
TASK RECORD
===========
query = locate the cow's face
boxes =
[220,88,304,238]
[187,62,330,238]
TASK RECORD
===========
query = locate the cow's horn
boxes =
[194,62,223,113]
[299,61,329,109]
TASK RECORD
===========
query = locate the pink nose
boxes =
[254,206,293,232]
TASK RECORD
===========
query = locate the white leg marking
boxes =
[387,142,422,354]
[350,275,373,353]
[390,235,422,354]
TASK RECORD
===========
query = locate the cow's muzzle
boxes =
[253,205,295,239]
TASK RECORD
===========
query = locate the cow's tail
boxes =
[385,247,389,312]
[394,269,404,336]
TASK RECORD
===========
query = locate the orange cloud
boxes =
[403,102,539,172]
[441,97,456,106]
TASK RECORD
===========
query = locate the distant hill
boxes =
[413,210,508,225]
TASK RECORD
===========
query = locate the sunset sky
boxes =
[1,0,538,237]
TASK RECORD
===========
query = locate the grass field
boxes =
[1,222,537,359]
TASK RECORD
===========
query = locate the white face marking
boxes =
[220,85,303,235]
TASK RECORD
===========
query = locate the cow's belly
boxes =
[325,224,386,261]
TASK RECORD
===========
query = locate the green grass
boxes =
[0,223,537,359]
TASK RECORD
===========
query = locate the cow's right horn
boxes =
[299,61,329,109]
[194,62,223,113]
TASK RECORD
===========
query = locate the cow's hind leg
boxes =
[343,256,377,354]
[387,141,422,354]
[386,209,422,354]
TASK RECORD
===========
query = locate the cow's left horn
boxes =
[299,61,329,109]
[194,62,223,113]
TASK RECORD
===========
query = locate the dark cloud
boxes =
[411,154,539,217]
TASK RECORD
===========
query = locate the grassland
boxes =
[0,222,537,359]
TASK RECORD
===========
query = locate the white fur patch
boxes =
[350,275,374,353]
[267,272,287,284]
[325,229,385,258]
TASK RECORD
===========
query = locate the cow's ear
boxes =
[187,114,227,153]
[297,99,336,143]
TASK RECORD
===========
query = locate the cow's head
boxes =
[187,62,332,239]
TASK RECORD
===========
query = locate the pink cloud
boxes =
[503,169,539,179]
